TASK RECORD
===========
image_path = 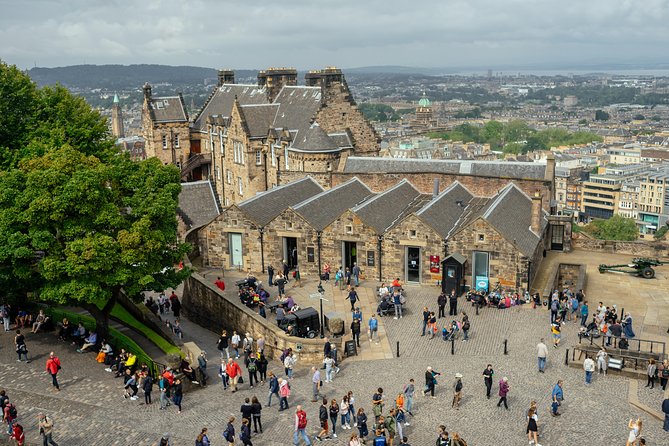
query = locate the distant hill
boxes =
[27,64,257,90]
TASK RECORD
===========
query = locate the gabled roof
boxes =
[272,86,322,141]
[481,183,547,257]
[293,178,374,230]
[149,96,188,123]
[239,104,279,139]
[416,181,474,238]
[238,177,324,227]
[343,157,547,180]
[177,180,220,228]
[351,180,426,234]
[192,84,269,131]
[291,123,340,152]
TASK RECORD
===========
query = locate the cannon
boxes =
[598,257,669,279]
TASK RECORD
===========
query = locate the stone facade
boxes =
[200,205,261,270]
[322,210,380,280]
[263,208,319,277]
[182,272,327,364]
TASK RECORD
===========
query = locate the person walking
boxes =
[526,403,541,446]
[279,378,291,411]
[580,301,589,327]
[38,413,59,446]
[172,378,183,413]
[423,367,441,398]
[448,290,458,316]
[223,417,235,446]
[45,352,61,392]
[267,371,280,407]
[293,405,311,446]
[1,304,10,332]
[584,356,595,385]
[461,313,470,341]
[311,367,321,402]
[662,397,669,432]
[497,377,510,409]
[240,418,252,446]
[482,364,494,399]
[352,263,361,286]
[659,359,669,391]
[218,330,230,360]
[451,373,463,410]
[251,396,262,434]
[403,379,415,416]
[536,338,548,372]
[551,380,564,416]
[626,418,642,446]
[437,293,447,319]
[351,317,361,348]
[226,358,242,393]
[346,287,359,312]
[596,348,608,375]
[14,330,29,362]
[421,307,430,336]
[392,290,403,320]
[369,315,379,344]
[551,318,561,348]
[267,265,274,287]
[142,373,153,404]
[645,359,657,389]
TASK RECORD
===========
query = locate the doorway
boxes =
[283,237,298,269]
[342,241,357,270]
[229,233,243,268]
[472,251,489,291]
[550,224,564,251]
[406,247,421,283]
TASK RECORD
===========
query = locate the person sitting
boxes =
[284,296,296,309]
[106,349,127,373]
[378,283,390,298]
[285,324,297,336]
[15,309,29,328]
[57,318,71,341]
[77,331,98,353]
[289,303,301,313]
[96,340,113,363]
[71,323,87,346]
[31,310,48,333]
[180,358,199,384]
[116,352,137,377]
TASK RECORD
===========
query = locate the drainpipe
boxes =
[317,231,322,279]
[377,235,383,282]
[527,259,532,293]
[259,227,265,273]
[263,148,269,191]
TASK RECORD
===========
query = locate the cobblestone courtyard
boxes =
[1,282,667,446]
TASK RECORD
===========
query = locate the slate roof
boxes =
[272,86,322,141]
[351,180,425,234]
[239,104,279,139]
[416,182,474,238]
[192,84,269,131]
[178,180,220,228]
[238,177,324,227]
[328,132,354,149]
[149,96,188,123]
[293,178,374,230]
[292,123,340,152]
[343,157,547,180]
[481,184,547,257]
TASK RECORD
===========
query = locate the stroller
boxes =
[578,321,600,340]
[442,321,459,341]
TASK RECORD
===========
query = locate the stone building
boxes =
[111,93,124,139]
[142,67,380,206]
[194,174,556,293]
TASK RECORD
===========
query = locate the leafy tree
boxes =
[503,142,526,155]
[583,215,638,241]
[503,120,533,143]
[481,120,504,148]
[578,119,588,125]
[654,224,668,240]
[594,110,610,121]
[633,114,645,121]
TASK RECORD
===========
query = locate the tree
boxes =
[503,120,533,144]
[481,120,504,148]
[0,61,189,339]
[578,119,588,125]
[654,224,668,240]
[594,110,610,121]
[584,215,638,241]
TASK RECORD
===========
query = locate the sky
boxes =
[1,0,668,70]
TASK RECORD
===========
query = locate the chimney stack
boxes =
[432,178,440,198]
[218,69,235,86]
[531,192,543,235]
[258,67,297,102]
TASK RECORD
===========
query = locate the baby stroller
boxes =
[442,321,459,341]
[377,297,394,316]
[578,321,600,340]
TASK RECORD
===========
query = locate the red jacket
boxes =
[226,361,241,378]
[11,424,24,445]
[46,357,61,375]
[215,279,225,291]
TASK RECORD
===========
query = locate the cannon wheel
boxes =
[641,267,655,279]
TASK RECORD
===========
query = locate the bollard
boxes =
[504,339,508,355]
[590,335,593,346]
[565,348,569,366]
[476,303,479,316]
[451,337,455,355]
[397,341,400,358]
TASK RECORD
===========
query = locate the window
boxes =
[231,220,238,226]
[162,134,168,149]
[216,167,221,180]
[240,143,245,165]
[286,222,293,230]
[271,146,276,166]
[345,225,353,234]
[409,229,417,238]
[227,169,232,184]
[220,133,225,154]
[238,177,243,195]
[174,134,180,148]
[284,147,289,170]
[256,150,262,165]
[478,234,485,242]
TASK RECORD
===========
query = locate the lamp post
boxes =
[318,282,325,338]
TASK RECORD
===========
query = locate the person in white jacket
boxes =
[596,348,608,375]
[584,356,595,385]
[284,351,297,379]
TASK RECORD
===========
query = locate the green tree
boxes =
[503,120,534,143]
[578,118,588,125]
[584,215,638,241]
[594,110,610,121]
[481,120,504,148]
[654,224,668,240]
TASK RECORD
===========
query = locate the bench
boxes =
[574,344,661,370]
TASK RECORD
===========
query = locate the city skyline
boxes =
[1,0,668,70]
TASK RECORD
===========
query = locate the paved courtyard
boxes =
[1,251,668,445]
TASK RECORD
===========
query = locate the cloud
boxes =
[0,0,667,69]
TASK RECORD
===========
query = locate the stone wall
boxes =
[572,239,669,259]
[200,206,261,270]
[332,173,552,211]
[264,208,320,278]
[278,171,332,190]
[323,210,380,281]
[182,272,327,364]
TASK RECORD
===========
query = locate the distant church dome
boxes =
[418,92,431,107]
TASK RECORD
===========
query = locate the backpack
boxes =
[223,426,233,442]
[8,404,17,418]
[195,440,204,446]
[297,410,307,429]
[462,321,470,331]
[455,380,463,392]
[248,360,257,373]
[551,300,558,311]
[662,368,669,378]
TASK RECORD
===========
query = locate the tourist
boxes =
[526,402,541,446]
[218,358,229,389]
[324,354,335,383]
[423,367,441,398]
[317,398,331,441]
[4,399,17,435]
[420,307,430,336]
[373,428,387,446]
[223,417,235,446]
[435,428,450,446]
[173,378,184,413]
[385,409,397,445]
[311,367,321,402]
[10,421,24,446]
[352,262,361,286]
[595,347,608,375]
[251,396,262,434]
[14,330,28,362]
[626,418,642,446]
[340,394,351,430]
[38,413,58,446]
[31,310,47,333]
[247,352,259,388]
[646,359,657,389]
[551,318,561,348]
[437,292,447,319]
[662,397,669,432]
[356,408,369,441]
[369,314,379,343]
[580,301,589,327]
[142,372,153,404]
[45,352,61,392]
[240,418,252,446]
[267,371,279,407]
[217,330,230,359]
[197,351,208,386]
[452,373,463,409]
[403,379,415,416]
[622,313,636,338]
[372,387,384,422]
[240,397,253,429]
[275,272,287,297]
[284,350,296,379]
[215,276,226,292]
[482,364,494,398]
[551,380,564,416]
[293,405,311,446]
[226,358,242,393]
[659,359,669,391]
[159,371,170,410]
[461,312,470,341]
[449,290,458,316]
[497,377,510,409]
[349,432,362,446]
[345,267,352,286]
[278,377,290,411]
[451,432,467,446]
[351,317,362,348]
[231,331,241,358]
[346,286,359,312]
[584,355,595,385]
[1,304,10,332]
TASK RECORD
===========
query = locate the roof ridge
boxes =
[350,179,415,212]
[292,177,364,210]
[482,184,515,220]
[239,177,321,207]
[416,181,469,216]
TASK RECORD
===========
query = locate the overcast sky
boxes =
[1,0,668,70]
